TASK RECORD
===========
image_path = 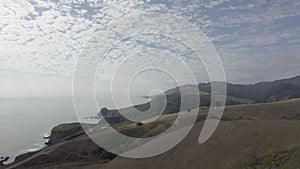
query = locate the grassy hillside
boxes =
[102,91,253,125]
[7,98,300,169]
[198,75,300,102]
[242,147,300,169]
[99,76,300,126]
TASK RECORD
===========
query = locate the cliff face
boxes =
[46,123,84,146]
[8,123,116,169]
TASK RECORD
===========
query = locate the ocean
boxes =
[0,96,147,163]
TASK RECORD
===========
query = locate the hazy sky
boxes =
[0,0,300,97]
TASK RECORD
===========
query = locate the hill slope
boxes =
[102,90,253,125]
[7,99,300,169]
[198,75,300,102]
[102,75,300,125]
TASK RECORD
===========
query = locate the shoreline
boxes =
[2,117,98,167]
[4,98,300,169]
[1,132,50,166]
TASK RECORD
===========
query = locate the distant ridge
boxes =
[198,75,300,102]
[101,75,300,125]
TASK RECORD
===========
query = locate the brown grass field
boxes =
[6,99,300,169]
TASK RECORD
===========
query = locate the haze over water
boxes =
[0,96,147,163]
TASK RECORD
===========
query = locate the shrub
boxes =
[136,122,143,126]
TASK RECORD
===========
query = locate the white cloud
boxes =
[0,0,300,97]
[0,0,144,77]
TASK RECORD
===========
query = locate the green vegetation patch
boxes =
[241,147,300,169]
[119,120,173,138]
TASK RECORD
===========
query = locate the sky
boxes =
[0,0,300,98]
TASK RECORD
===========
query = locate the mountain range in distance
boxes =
[102,75,300,125]
[4,75,300,169]
[198,75,300,103]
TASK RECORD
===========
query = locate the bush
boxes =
[136,122,143,126]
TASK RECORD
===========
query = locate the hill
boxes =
[6,98,300,169]
[198,75,300,102]
[102,75,300,125]
[101,90,253,125]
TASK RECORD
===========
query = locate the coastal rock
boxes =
[0,156,9,166]
[46,123,84,146]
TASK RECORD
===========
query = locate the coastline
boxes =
[1,132,50,166]
[4,98,300,169]
[4,122,111,169]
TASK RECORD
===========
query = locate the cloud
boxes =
[0,0,300,97]
[0,0,144,76]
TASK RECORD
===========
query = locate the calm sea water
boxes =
[0,97,146,163]
[0,97,77,163]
